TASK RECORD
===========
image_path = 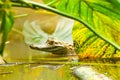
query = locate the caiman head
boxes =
[30,38,76,56]
[23,14,78,61]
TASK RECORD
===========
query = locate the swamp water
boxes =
[0,58,120,80]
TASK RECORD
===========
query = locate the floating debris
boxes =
[71,66,112,80]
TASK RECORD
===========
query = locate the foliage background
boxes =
[1,0,120,59]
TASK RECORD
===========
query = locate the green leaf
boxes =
[11,0,120,57]
[108,0,120,10]
[0,0,14,55]
[41,0,120,55]
[43,0,58,5]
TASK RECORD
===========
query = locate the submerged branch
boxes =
[71,66,112,80]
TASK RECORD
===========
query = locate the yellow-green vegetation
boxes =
[73,22,120,59]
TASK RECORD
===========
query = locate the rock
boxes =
[0,56,5,64]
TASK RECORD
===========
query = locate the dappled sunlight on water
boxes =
[0,62,77,80]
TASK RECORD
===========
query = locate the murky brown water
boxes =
[0,59,120,80]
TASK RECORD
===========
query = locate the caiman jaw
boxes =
[30,39,77,56]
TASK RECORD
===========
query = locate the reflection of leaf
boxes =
[0,1,14,55]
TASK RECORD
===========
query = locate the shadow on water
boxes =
[0,58,120,80]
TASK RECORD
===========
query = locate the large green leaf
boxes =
[42,0,120,49]
[11,0,120,58]
[41,0,120,57]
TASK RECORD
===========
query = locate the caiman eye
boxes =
[46,39,54,45]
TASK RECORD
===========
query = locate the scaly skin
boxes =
[30,38,78,61]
